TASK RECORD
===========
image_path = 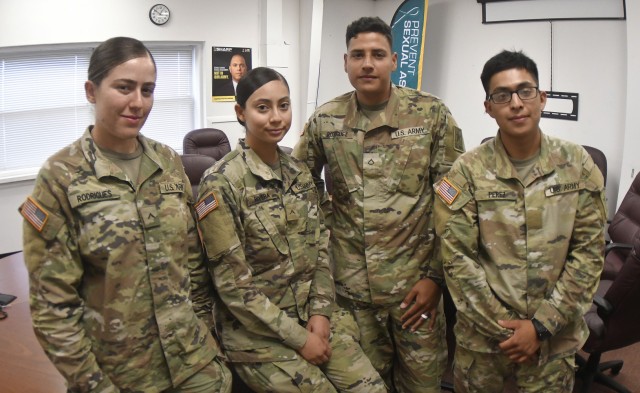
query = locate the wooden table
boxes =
[0,252,67,392]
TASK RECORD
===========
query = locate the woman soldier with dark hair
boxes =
[196,67,386,393]
[21,37,231,393]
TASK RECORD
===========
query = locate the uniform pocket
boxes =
[475,189,520,235]
[396,137,431,196]
[73,198,139,264]
[255,208,290,255]
[324,137,360,202]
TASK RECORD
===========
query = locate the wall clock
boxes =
[149,4,170,26]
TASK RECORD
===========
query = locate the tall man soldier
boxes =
[434,50,606,392]
[293,16,465,392]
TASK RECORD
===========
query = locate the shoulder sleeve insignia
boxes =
[454,126,465,153]
[195,192,219,221]
[436,178,461,205]
[20,196,49,232]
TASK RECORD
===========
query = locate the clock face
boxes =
[150,4,170,25]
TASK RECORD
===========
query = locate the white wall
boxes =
[617,0,640,206]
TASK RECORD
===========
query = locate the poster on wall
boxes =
[212,46,252,102]
[390,0,428,90]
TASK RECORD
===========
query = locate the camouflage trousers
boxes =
[233,307,386,393]
[337,295,448,393]
[165,356,232,393]
[453,345,575,393]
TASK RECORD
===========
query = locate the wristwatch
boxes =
[532,318,552,341]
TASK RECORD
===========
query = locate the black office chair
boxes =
[582,145,607,186]
[602,172,640,280]
[183,128,231,161]
[180,154,215,196]
[577,231,640,393]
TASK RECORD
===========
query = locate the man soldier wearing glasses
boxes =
[434,50,606,392]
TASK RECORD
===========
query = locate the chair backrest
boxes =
[180,154,216,196]
[605,172,640,278]
[582,145,607,186]
[585,232,640,352]
[183,128,231,161]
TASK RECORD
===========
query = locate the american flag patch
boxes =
[436,178,460,205]
[21,196,49,232]
[195,192,219,220]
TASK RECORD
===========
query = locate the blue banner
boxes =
[390,0,429,90]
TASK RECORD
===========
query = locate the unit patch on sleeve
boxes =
[436,178,461,205]
[195,192,219,220]
[20,196,50,232]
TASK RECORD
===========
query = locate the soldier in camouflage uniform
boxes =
[20,37,231,393]
[292,17,464,392]
[196,67,386,393]
[434,50,606,392]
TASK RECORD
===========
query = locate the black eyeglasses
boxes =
[488,86,539,104]
[0,305,7,320]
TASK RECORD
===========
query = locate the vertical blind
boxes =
[0,43,197,182]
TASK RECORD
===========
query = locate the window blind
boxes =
[0,43,197,183]
[144,45,195,154]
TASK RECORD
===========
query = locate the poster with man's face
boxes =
[212,46,252,102]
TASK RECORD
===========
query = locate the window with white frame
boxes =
[0,42,199,183]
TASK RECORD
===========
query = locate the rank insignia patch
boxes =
[21,196,49,232]
[196,192,219,220]
[436,178,460,205]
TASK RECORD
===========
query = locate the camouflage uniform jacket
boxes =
[21,127,219,393]
[293,85,464,304]
[435,132,606,362]
[196,140,334,362]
